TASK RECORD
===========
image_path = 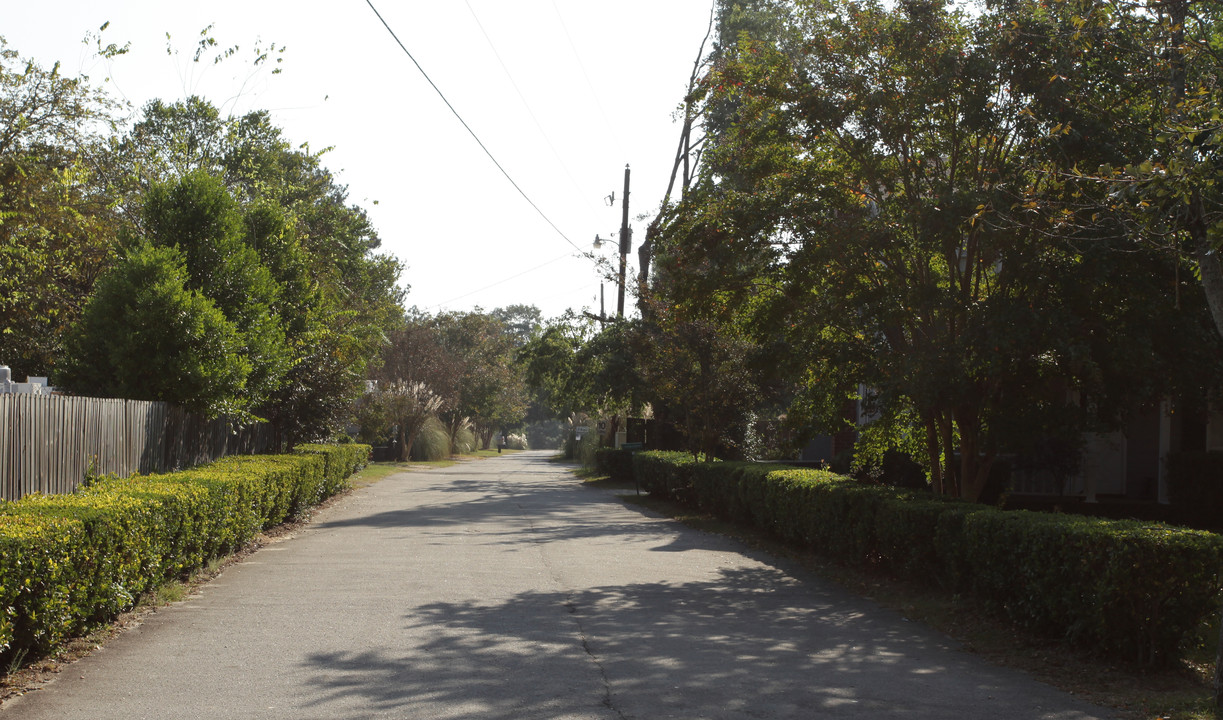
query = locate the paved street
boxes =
[1,451,1119,719]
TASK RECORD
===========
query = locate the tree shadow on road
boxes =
[311,463,683,550]
[295,565,1113,720]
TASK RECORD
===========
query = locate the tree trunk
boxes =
[939,413,958,498]
[638,225,654,313]
[1193,228,1223,339]
[397,424,409,462]
[403,433,416,462]
[955,406,994,504]
[1215,592,1223,706]
[959,427,979,503]
[925,417,943,495]
[605,415,621,447]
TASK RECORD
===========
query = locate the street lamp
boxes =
[592,234,617,321]
[583,166,633,322]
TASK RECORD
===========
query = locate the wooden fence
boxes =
[0,394,277,501]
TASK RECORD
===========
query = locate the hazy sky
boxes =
[6,1,718,321]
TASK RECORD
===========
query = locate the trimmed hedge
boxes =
[294,443,371,496]
[628,451,1223,666]
[0,444,369,666]
[0,516,84,656]
[960,510,1223,664]
[633,451,699,502]
[593,448,636,483]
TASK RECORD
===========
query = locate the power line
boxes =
[362,0,585,255]
[463,0,587,198]
[430,251,576,310]
[550,1,626,160]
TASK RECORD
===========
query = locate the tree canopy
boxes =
[1,35,404,444]
[512,0,1223,497]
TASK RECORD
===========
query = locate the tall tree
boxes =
[116,97,405,440]
[57,244,250,415]
[364,380,444,462]
[141,170,291,414]
[518,313,593,420]
[433,310,529,448]
[0,36,126,379]
[490,304,543,348]
[653,0,1220,498]
[997,0,1223,339]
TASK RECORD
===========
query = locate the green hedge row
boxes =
[630,450,1223,666]
[592,448,637,482]
[0,444,369,664]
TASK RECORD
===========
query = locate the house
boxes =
[799,386,1203,505]
[1018,398,1216,504]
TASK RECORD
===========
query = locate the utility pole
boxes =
[617,164,631,318]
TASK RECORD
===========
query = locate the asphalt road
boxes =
[1,450,1120,719]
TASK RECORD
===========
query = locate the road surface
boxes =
[1,450,1118,719]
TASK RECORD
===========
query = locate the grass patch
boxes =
[348,459,463,487]
[3,650,28,678]
[349,461,415,485]
[150,582,189,605]
[614,490,1219,720]
[351,452,525,488]
[417,459,459,468]
[350,453,522,489]
[468,448,524,458]
[577,468,638,492]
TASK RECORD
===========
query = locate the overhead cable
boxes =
[550,0,626,160]
[363,0,585,255]
[431,251,576,310]
[463,0,587,198]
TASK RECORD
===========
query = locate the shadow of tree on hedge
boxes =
[295,565,1112,720]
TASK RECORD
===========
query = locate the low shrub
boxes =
[4,493,164,626]
[689,461,756,522]
[593,448,636,482]
[76,475,222,580]
[0,444,368,669]
[960,510,1223,664]
[632,451,699,501]
[410,417,452,461]
[575,433,601,468]
[626,450,1223,666]
[873,493,990,587]
[0,515,85,657]
[294,443,370,491]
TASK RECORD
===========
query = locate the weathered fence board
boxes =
[0,395,278,501]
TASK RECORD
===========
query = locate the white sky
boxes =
[5,0,717,321]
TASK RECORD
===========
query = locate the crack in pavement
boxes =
[507,479,628,720]
[565,597,628,720]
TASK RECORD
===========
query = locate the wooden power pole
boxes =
[617,165,631,318]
